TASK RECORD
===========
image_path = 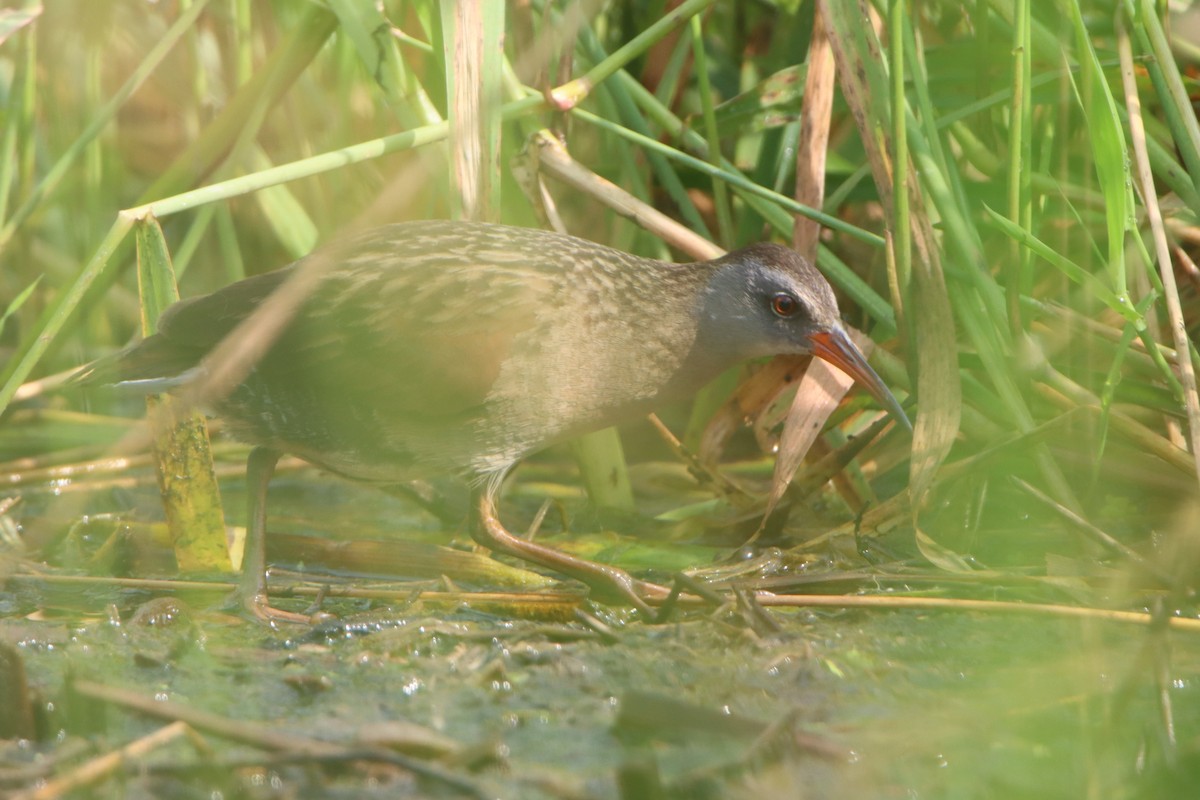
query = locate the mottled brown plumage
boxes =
[115,220,907,619]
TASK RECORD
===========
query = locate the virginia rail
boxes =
[114,220,908,620]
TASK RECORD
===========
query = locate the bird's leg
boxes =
[236,446,314,624]
[474,489,670,615]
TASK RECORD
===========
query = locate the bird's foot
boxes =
[475,492,675,617]
[584,563,672,617]
[224,578,334,626]
[238,590,324,625]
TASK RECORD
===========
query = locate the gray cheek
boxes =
[728,292,760,324]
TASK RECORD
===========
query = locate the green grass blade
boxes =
[135,216,229,573]
[0,217,133,414]
[0,0,212,251]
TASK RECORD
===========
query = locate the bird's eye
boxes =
[770,292,800,318]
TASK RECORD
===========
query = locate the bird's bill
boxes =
[808,329,912,431]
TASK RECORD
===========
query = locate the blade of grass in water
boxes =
[135,217,229,573]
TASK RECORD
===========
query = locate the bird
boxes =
[110,220,909,621]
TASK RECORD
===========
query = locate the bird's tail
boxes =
[68,335,203,395]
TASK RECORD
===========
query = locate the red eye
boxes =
[770,292,800,318]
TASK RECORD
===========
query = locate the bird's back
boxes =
[120,221,707,481]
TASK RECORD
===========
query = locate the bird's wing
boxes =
[281,253,553,421]
[143,221,664,427]
[142,225,556,422]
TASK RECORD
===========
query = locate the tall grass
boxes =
[0,0,1197,594]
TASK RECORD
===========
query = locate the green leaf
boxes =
[0,275,41,338]
[713,64,808,136]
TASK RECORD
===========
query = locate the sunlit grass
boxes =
[1,1,1199,792]
[2,0,1198,592]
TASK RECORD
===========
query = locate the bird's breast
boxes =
[469,298,702,470]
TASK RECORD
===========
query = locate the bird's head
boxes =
[698,243,910,430]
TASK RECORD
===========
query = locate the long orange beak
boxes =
[808,329,911,431]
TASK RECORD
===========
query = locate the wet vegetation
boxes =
[2,1,1200,797]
